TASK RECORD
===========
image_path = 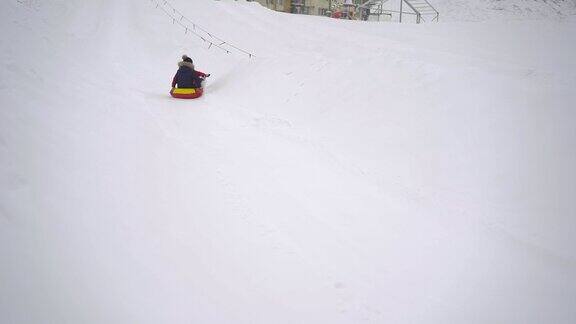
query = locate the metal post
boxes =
[399,0,403,23]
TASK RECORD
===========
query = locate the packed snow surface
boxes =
[1,0,576,323]
[378,0,576,22]
[433,0,576,21]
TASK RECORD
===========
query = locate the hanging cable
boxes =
[150,0,255,58]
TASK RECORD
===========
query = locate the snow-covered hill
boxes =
[433,0,576,21]
[1,0,575,323]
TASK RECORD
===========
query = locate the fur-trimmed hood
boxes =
[178,61,195,70]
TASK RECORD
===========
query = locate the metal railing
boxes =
[400,0,439,23]
[357,0,439,23]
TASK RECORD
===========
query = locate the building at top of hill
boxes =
[250,0,366,17]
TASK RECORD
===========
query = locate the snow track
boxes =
[1,0,576,323]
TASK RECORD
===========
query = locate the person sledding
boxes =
[170,55,210,99]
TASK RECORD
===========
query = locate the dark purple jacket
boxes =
[172,61,207,88]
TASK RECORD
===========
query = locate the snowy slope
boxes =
[1,0,576,323]
[432,0,576,21]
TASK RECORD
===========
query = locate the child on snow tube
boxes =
[171,55,210,99]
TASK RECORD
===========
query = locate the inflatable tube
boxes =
[170,87,204,99]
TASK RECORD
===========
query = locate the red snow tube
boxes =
[170,87,204,99]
